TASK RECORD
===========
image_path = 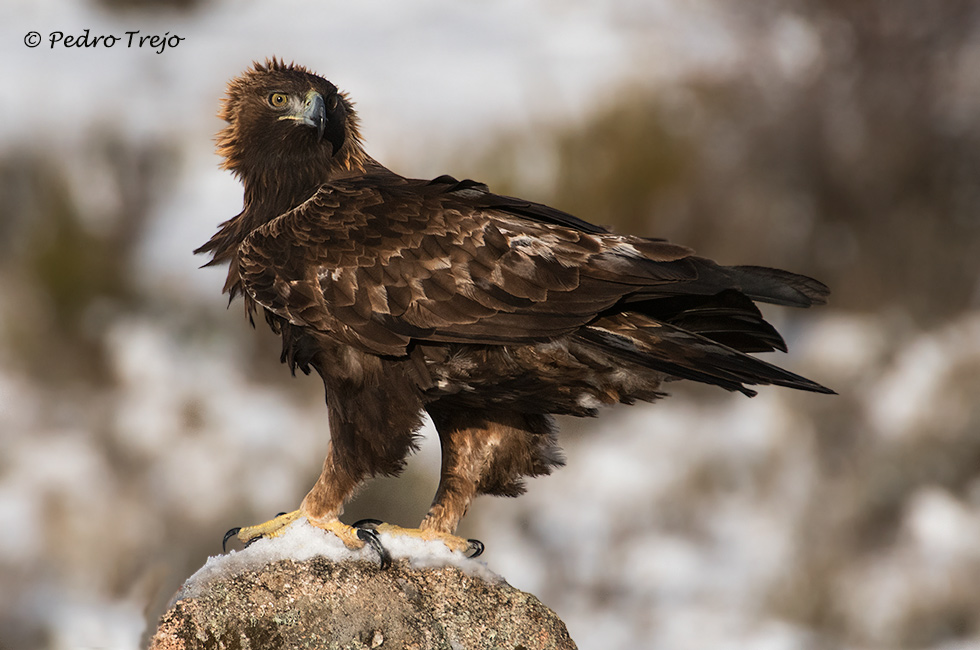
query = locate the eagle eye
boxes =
[268,93,288,108]
[327,94,339,111]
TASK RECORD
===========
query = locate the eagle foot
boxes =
[352,519,484,558]
[222,511,381,561]
[223,510,303,552]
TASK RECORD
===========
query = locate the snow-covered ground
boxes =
[4,309,980,649]
[2,2,979,649]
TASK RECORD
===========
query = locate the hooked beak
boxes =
[302,90,327,141]
[280,89,327,141]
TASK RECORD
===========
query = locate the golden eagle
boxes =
[197,59,832,563]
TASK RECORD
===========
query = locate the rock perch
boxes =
[148,521,576,649]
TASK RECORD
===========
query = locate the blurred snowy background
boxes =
[2,1,980,648]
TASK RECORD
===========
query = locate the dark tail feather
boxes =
[728,265,830,308]
[633,289,788,354]
[577,315,835,397]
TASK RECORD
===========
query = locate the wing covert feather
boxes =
[237,178,725,355]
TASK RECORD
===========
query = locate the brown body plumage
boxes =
[198,59,832,550]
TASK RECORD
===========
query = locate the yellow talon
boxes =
[373,523,476,554]
[309,516,367,550]
[226,510,366,551]
[229,510,302,547]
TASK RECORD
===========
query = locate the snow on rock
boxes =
[178,517,500,603]
[152,545,572,650]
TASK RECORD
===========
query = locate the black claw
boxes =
[352,518,384,530]
[222,527,241,553]
[276,511,288,518]
[466,538,485,558]
[357,527,391,570]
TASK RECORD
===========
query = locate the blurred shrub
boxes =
[0,137,176,383]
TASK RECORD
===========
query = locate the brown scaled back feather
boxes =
[197,60,834,541]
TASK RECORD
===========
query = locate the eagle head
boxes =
[216,58,363,182]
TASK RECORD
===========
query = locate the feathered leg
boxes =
[419,408,564,539]
[349,408,558,557]
[226,350,424,557]
[352,411,483,554]
[228,444,368,550]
